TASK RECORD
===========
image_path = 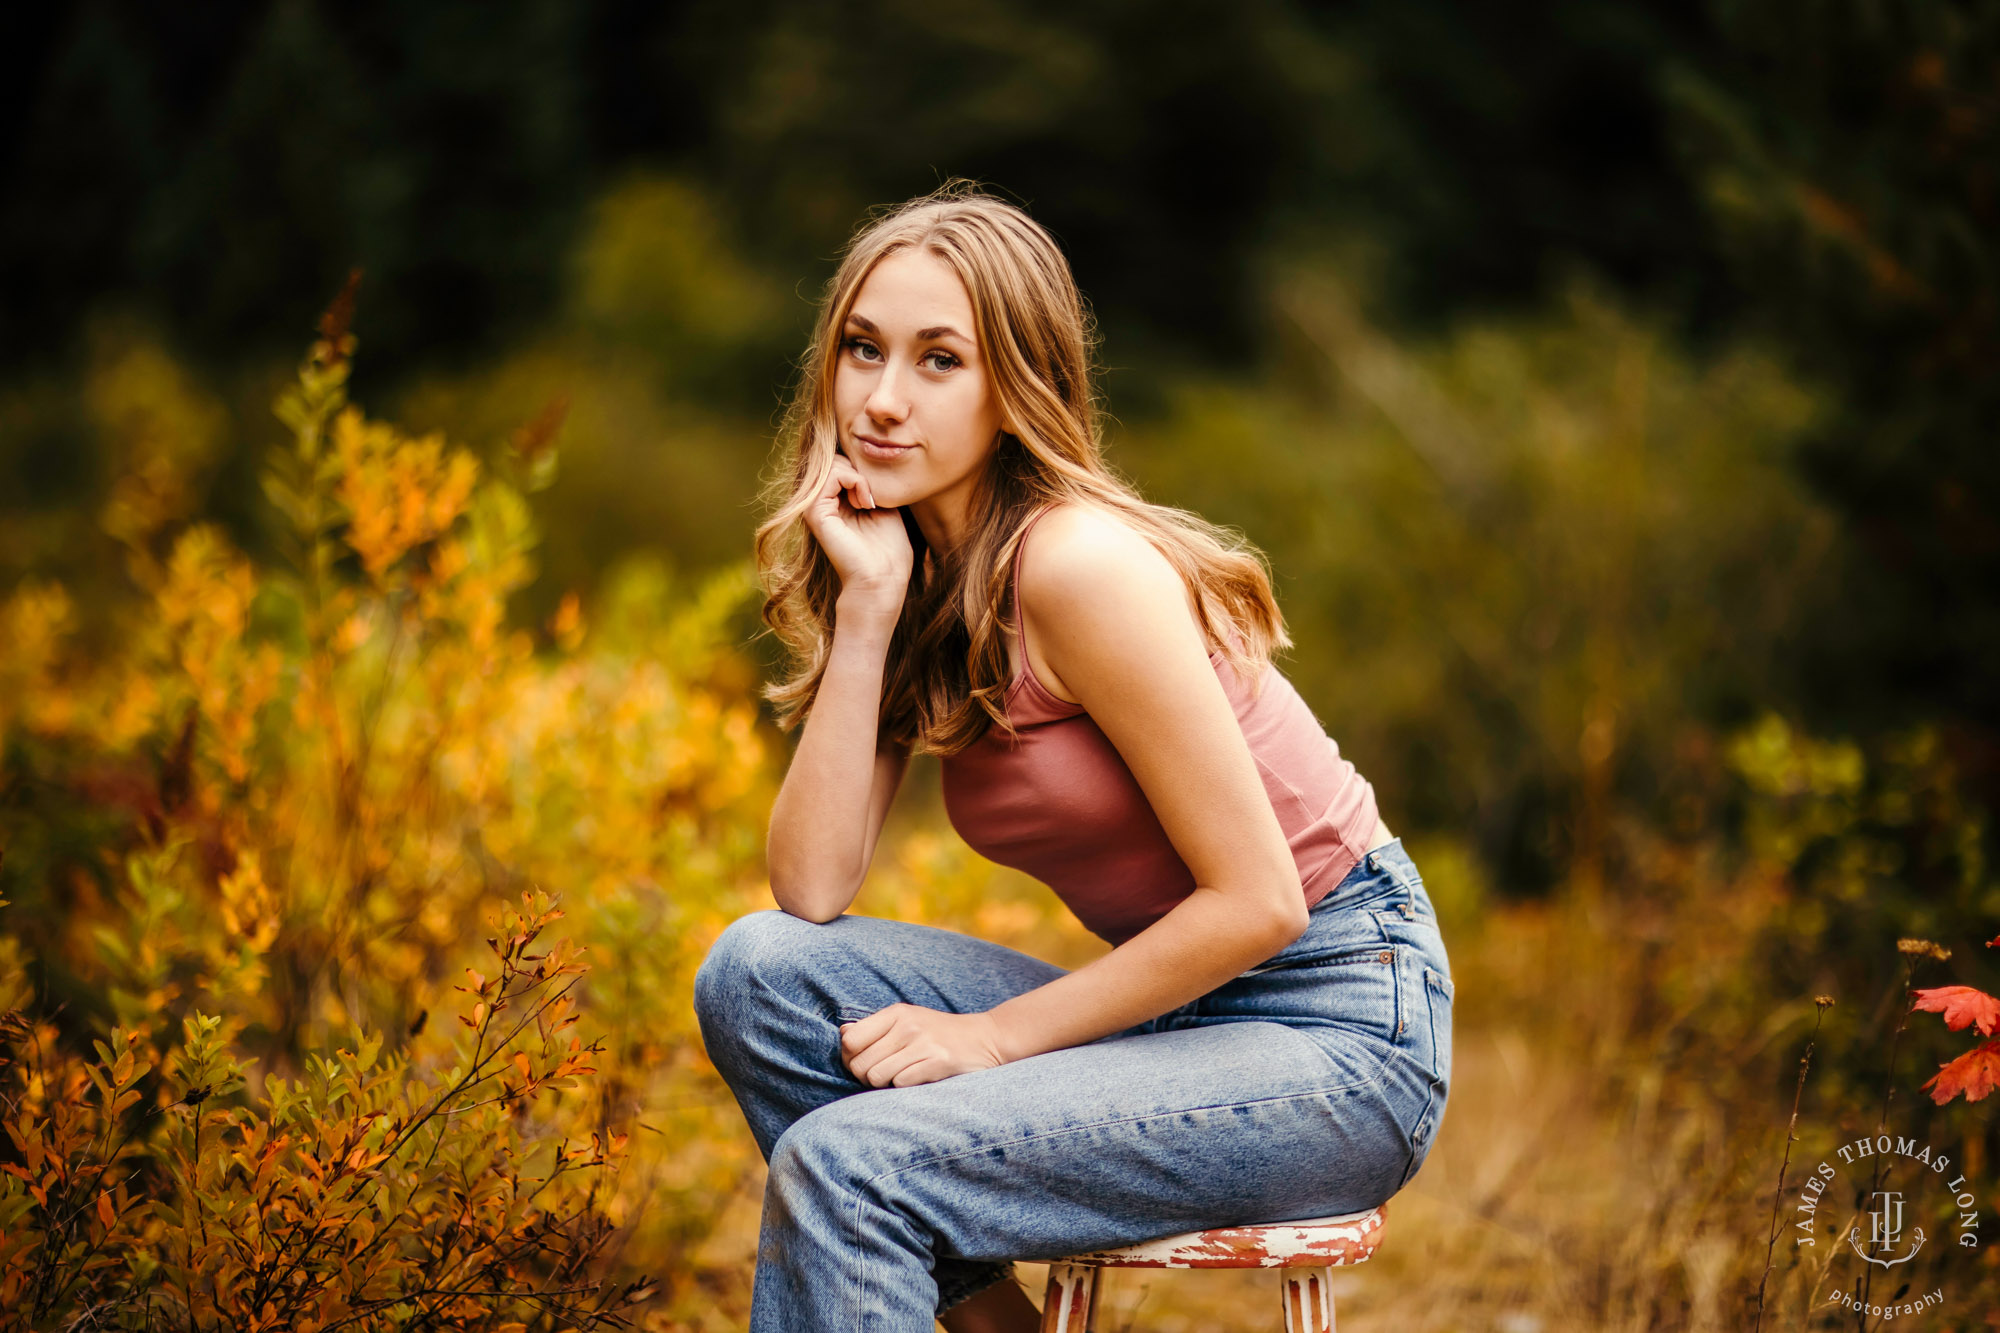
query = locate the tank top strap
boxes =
[1010,503,1059,668]
[1001,504,1085,722]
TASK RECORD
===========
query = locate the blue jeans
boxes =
[693,839,1454,1330]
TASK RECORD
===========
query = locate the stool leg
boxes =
[1279,1264,1335,1333]
[1040,1262,1099,1332]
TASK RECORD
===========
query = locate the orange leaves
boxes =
[552,1128,621,1172]
[0,580,79,740]
[216,850,279,956]
[548,590,585,653]
[548,1034,600,1087]
[153,524,286,786]
[331,406,481,584]
[1910,931,2000,1105]
[1909,984,2000,1036]
[0,1026,160,1322]
[339,1142,391,1174]
[1922,1039,2000,1105]
[158,524,259,647]
[0,887,637,1330]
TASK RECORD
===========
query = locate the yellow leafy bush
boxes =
[0,287,781,1326]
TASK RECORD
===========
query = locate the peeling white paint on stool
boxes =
[1058,1203,1387,1269]
[1036,1204,1389,1331]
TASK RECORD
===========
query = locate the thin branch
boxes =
[1755,996,1831,1331]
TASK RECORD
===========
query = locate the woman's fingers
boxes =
[839,458,875,509]
[852,1037,916,1088]
[890,1059,944,1088]
[841,1009,915,1085]
[839,1003,900,1053]
[840,1004,982,1088]
[858,1034,937,1088]
[827,454,878,510]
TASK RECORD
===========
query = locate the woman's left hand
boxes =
[839,1004,1007,1088]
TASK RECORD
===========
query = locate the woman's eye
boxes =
[840,337,955,371]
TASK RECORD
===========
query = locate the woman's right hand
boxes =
[805,453,913,612]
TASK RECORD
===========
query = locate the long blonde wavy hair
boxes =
[753,179,1292,756]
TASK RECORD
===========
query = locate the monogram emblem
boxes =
[1846,1190,1925,1268]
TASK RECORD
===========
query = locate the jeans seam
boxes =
[847,1125,1015,1327]
[1317,876,1405,916]
[848,1187,875,1329]
[856,1076,1391,1207]
[1396,1082,1439,1191]
[1241,943,1404,973]
[1396,968,1453,1190]
[829,1078,1400,1308]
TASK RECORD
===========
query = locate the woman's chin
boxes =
[869,482,930,511]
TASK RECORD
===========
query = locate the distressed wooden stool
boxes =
[1035,1203,1387,1332]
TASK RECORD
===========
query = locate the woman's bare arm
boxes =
[765,455,914,922]
[982,511,1308,1055]
[766,596,910,921]
[839,505,1313,1087]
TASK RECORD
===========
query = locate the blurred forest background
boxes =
[3,2,1998,1329]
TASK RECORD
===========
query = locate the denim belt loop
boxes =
[1369,844,1418,919]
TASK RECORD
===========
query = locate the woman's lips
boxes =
[855,434,917,461]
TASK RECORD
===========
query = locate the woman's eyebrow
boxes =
[846,313,972,345]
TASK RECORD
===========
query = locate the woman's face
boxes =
[832,247,1007,550]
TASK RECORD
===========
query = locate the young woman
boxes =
[694,182,1454,1332]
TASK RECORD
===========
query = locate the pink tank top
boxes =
[938,506,1382,946]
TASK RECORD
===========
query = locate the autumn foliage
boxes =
[1912,934,2000,1106]
[2,265,1994,1329]
[0,288,777,1328]
[0,893,631,1331]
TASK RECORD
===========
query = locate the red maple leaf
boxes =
[1988,933,2000,949]
[1910,985,2000,1036]
[1922,1039,2000,1105]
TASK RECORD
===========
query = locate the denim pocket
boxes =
[1388,962,1454,1191]
[1229,937,1404,1079]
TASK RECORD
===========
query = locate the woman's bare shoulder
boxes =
[1023,501,1171,578]
[1024,500,1192,652]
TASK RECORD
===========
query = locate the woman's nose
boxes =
[866,360,911,422]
